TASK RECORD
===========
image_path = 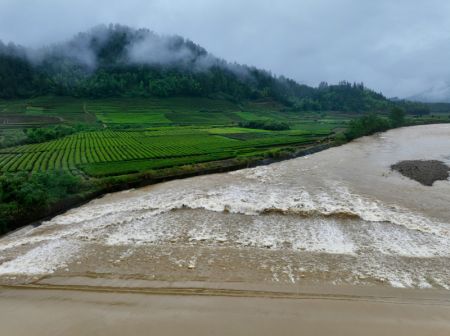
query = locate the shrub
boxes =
[389,107,406,128]
[0,171,83,234]
[334,132,348,145]
[23,124,91,144]
[238,120,290,131]
[345,113,390,140]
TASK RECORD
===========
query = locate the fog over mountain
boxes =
[18,24,254,80]
[408,82,450,103]
[0,0,449,101]
[22,25,219,71]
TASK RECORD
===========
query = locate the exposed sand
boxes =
[0,285,449,336]
[392,160,449,186]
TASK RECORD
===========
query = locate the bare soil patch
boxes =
[391,160,449,186]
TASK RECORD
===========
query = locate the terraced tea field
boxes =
[0,96,348,178]
[0,127,331,177]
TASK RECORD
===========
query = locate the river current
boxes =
[0,125,449,289]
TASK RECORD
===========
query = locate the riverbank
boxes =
[0,284,449,336]
[2,141,333,236]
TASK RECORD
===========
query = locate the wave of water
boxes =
[0,125,449,289]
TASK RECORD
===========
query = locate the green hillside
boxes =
[0,24,400,113]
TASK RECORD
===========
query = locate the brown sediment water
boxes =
[0,124,449,290]
[0,286,448,336]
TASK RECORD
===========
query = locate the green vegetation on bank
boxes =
[0,171,83,234]
[343,106,446,142]
[345,114,390,140]
[389,107,406,128]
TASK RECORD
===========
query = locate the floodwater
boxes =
[0,124,449,289]
[1,287,449,336]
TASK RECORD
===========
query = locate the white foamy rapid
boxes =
[0,125,449,289]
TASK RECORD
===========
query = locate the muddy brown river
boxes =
[0,124,449,289]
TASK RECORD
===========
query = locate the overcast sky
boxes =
[1,0,450,99]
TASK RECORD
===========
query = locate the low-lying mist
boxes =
[3,24,252,79]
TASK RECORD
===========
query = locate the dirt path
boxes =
[82,102,101,125]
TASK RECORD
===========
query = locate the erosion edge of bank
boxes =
[4,122,450,237]
[3,141,333,236]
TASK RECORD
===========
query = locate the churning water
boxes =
[1,125,449,289]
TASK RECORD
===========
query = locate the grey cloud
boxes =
[0,0,449,100]
[126,31,212,69]
[128,35,196,66]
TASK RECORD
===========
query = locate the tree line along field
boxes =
[0,96,352,178]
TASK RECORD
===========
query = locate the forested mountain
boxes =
[0,24,420,112]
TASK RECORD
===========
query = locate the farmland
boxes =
[2,96,450,181]
[0,97,346,178]
[0,127,332,177]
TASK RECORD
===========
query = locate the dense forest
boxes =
[0,24,430,113]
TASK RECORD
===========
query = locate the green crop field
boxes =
[0,127,331,177]
[0,96,348,178]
